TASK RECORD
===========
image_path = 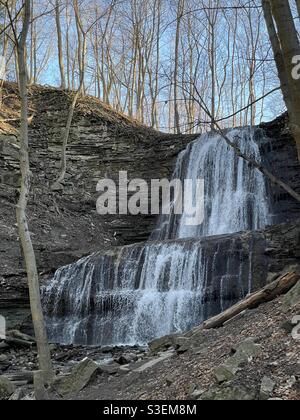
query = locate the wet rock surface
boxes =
[260,113,300,224]
[42,219,300,346]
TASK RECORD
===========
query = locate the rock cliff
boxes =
[0,82,196,324]
[0,82,300,328]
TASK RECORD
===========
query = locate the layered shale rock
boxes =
[0,83,196,324]
[0,82,300,331]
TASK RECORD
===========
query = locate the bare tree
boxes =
[0,0,292,133]
[263,0,300,160]
[14,0,53,384]
[296,0,300,19]
[54,0,66,89]
[51,0,86,189]
[173,0,184,134]
[52,0,116,189]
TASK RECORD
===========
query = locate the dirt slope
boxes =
[76,295,300,401]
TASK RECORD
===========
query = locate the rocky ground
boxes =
[76,287,300,401]
[0,279,299,401]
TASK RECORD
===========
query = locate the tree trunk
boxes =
[210,21,216,129]
[296,0,300,20]
[174,0,184,134]
[51,86,82,189]
[268,0,300,160]
[52,1,86,188]
[74,0,85,94]
[55,0,66,89]
[193,272,300,332]
[65,0,71,89]
[16,0,53,384]
[262,0,291,110]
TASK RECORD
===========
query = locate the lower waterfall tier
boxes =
[42,230,275,346]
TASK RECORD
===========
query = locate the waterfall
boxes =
[151,127,270,240]
[42,127,271,346]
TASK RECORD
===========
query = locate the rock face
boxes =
[260,113,300,223]
[0,83,196,324]
[43,220,300,346]
[0,82,300,330]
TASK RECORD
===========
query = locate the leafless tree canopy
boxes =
[1,0,294,133]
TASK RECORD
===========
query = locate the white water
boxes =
[43,127,271,346]
[152,127,270,240]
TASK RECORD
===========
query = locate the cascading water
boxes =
[151,127,270,240]
[42,127,271,346]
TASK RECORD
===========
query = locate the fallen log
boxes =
[4,337,35,348]
[7,330,36,343]
[196,272,300,332]
[4,371,34,384]
[4,330,36,348]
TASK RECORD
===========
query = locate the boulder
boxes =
[0,354,10,372]
[174,336,191,354]
[282,280,300,311]
[232,339,262,359]
[0,376,15,399]
[213,364,238,384]
[52,358,100,397]
[149,335,175,354]
[0,354,8,363]
[190,389,204,400]
[214,339,262,384]
[98,363,123,375]
[280,321,295,334]
[96,357,114,366]
[119,365,130,373]
[0,342,9,350]
[260,376,276,400]
[116,353,138,365]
